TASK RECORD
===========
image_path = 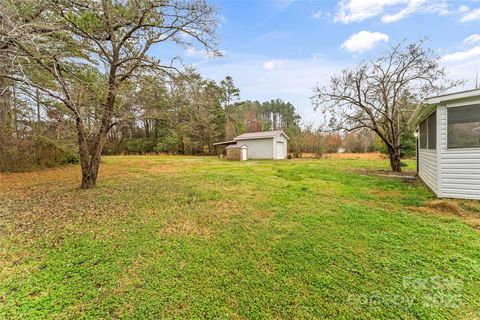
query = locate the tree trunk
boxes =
[79,126,110,189]
[75,115,104,189]
[0,63,11,146]
[75,116,93,188]
[82,152,100,189]
[388,146,402,172]
[0,14,12,147]
[79,65,117,189]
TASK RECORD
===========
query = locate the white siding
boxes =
[438,104,480,200]
[240,139,274,159]
[419,149,438,195]
[273,135,288,159]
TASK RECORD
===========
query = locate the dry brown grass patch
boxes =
[414,199,480,230]
[159,216,212,237]
[427,200,462,215]
[370,189,402,197]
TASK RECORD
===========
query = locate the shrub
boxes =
[373,130,416,158]
[0,136,78,172]
[155,132,180,153]
[124,138,156,154]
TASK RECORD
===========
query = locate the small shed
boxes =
[409,89,480,200]
[225,144,248,161]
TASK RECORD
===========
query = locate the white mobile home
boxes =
[214,130,289,160]
[409,89,480,200]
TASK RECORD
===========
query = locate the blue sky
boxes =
[171,0,480,125]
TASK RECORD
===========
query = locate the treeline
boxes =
[0,68,305,170]
[101,73,303,155]
[1,64,416,172]
[289,125,416,158]
[0,65,412,172]
[290,127,374,157]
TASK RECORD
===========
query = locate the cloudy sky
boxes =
[169,0,480,125]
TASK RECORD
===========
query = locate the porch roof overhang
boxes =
[408,89,480,127]
[213,140,236,146]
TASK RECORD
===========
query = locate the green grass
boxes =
[1,156,480,319]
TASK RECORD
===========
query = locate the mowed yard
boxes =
[1,156,480,319]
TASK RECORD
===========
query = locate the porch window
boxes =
[427,112,437,149]
[448,105,480,149]
[419,111,436,149]
[420,119,428,148]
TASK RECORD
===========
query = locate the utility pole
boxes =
[476,69,479,89]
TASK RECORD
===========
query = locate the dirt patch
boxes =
[325,152,388,160]
[356,168,419,185]
[300,152,387,160]
[374,169,416,177]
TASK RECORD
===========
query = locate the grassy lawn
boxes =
[1,156,480,319]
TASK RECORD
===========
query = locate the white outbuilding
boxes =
[409,89,480,200]
[234,130,289,159]
[214,130,289,160]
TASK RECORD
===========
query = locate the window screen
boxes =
[427,111,436,149]
[419,118,428,149]
[448,105,480,149]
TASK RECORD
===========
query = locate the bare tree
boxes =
[0,0,219,188]
[0,8,14,147]
[313,40,461,172]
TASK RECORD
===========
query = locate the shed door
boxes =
[241,148,248,161]
[276,141,284,159]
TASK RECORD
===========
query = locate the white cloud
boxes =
[341,31,389,53]
[461,7,480,22]
[430,2,449,15]
[458,5,469,13]
[272,0,295,14]
[464,34,480,45]
[312,10,322,19]
[185,47,226,59]
[334,0,449,24]
[381,0,425,22]
[335,0,398,23]
[440,43,480,90]
[262,59,288,70]
[441,46,480,62]
[185,46,201,57]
